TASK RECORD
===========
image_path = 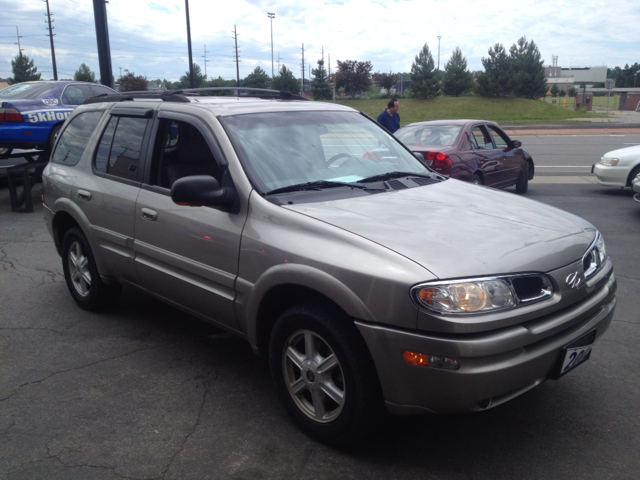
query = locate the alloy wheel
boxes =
[68,240,92,296]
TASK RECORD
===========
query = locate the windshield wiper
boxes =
[359,171,436,183]
[265,180,370,196]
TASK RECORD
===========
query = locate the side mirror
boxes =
[413,152,425,163]
[511,140,522,148]
[171,175,236,208]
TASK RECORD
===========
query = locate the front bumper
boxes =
[592,162,630,187]
[356,265,616,415]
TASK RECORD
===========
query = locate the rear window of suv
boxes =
[51,111,104,166]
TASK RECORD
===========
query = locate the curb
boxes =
[500,122,640,130]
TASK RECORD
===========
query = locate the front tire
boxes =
[62,227,122,311]
[515,161,530,194]
[269,304,384,444]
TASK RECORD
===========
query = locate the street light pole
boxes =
[634,71,639,88]
[437,34,442,70]
[268,12,275,78]
[184,0,194,88]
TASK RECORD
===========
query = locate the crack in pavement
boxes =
[0,343,174,404]
[159,375,212,479]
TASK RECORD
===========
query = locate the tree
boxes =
[8,53,41,84]
[442,47,473,97]
[608,63,640,88]
[567,86,577,97]
[117,70,147,91]
[372,71,398,96]
[245,66,270,89]
[409,43,440,99]
[550,84,559,97]
[474,43,513,97]
[509,37,547,99]
[203,76,236,95]
[558,89,566,97]
[310,59,332,100]
[74,63,96,83]
[179,63,205,88]
[272,65,300,94]
[335,60,373,99]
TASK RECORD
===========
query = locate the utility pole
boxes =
[437,34,442,70]
[15,27,24,55]
[92,0,114,88]
[267,12,275,78]
[184,0,194,88]
[233,25,240,88]
[43,0,58,80]
[119,66,122,78]
[201,44,210,80]
[277,53,281,73]
[301,43,305,94]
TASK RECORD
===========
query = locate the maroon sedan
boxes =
[394,120,534,193]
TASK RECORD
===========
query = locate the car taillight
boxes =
[0,107,24,122]
[426,151,452,167]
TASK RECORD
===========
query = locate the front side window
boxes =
[471,126,492,150]
[223,111,428,193]
[51,110,104,166]
[486,125,509,149]
[62,85,95,105]
[94,116,148,181]
[148,119,222,189]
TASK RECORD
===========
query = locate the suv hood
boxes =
[285,180,595,279]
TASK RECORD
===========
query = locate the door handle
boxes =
[141,207,158,221]
[77,189,92,201]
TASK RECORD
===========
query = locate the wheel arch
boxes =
[626,163,640,187]
[243,264,376,357]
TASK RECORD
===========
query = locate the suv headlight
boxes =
[411,274,553,315]
[600,157,619,166]
[583,232,607,278]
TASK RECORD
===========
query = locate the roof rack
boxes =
[83,87,308,105]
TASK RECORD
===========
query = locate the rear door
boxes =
[73,105,154,284]
[133,111,245,332]
[469,125,502,186]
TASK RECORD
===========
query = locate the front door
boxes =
[133,117,246,331]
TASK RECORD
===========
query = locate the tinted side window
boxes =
[62,85,94,105]
[105,117,148,181]
[89,85,115,97]
[50,111,103,166]
[487,125,509,149]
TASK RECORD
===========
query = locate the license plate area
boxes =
[549,330,596,380]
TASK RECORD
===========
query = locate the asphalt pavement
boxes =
[1,132,640,479]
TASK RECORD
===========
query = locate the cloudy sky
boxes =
[1,0,638,83]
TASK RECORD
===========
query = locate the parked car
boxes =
[42,89,615,444]
[0,80,116,158]
[632,172,640,204]
[391,120,534,193]
[592,145,640,188]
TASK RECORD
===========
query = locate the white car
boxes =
[633,173,640,203]
[592,145,640,187]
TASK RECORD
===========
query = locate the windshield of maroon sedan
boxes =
[223,111,428,192]
[395,124,462,147]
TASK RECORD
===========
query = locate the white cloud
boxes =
[0,0,638,81]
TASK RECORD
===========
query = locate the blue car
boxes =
[0,81,116,158]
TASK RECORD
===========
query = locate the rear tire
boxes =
[0,147,12,159]
[62,227,122,311]
[269,303,385,444]
[469,174,483,185]
[515,161,530,194]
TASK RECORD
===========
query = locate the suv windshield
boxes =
[396,124,462,146]
[0,82,57,99]
[223,111,429,193]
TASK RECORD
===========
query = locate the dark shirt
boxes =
[376,109,400,133]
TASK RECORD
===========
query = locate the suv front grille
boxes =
[512,276,543,300]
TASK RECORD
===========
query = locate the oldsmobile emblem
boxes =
[565,271,584,289]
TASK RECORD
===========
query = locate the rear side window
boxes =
[94,116,148,181]
[62,84,95,105]
[50,111,103,166]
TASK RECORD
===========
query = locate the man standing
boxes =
[376,98,400,133]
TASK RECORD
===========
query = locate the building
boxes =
[544,62,608,90]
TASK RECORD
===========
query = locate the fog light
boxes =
[403,351,460,370]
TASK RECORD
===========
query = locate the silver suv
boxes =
[42,88,616,444]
